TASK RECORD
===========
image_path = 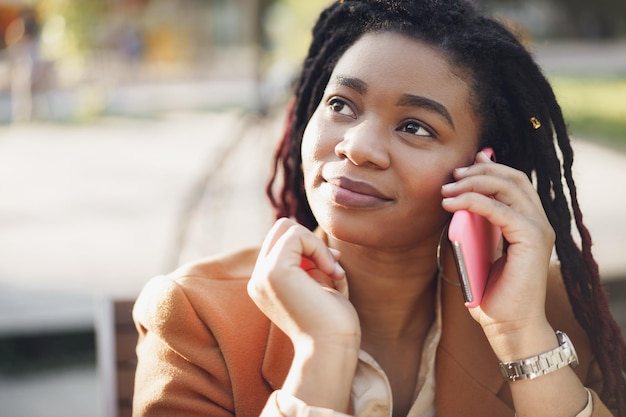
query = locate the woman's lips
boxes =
[323,176,392,209]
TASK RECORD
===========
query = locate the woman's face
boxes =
[301,31,481,249]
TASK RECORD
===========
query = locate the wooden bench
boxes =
[97,298,138,417]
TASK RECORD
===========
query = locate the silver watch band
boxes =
[498,331,579,382]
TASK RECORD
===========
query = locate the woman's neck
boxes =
[329,236,438,341]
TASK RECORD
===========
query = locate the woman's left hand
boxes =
[441,150,557,360]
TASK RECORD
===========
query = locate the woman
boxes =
[132,1,626,416]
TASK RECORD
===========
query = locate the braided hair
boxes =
[266,0,626,412]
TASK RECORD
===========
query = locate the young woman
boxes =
[132,1,626,416]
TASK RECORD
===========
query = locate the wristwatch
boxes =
[498,331,579,382]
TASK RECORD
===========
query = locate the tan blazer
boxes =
[132,247,617,417]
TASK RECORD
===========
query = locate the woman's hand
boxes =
[248,217,360,345]
[442,152,589,417]
[248,218,360,410]
[441,151,557,361]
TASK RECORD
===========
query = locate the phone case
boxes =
[447,148,501,307]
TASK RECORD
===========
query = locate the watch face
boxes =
[557,331,579,368]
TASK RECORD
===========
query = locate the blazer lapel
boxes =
[258,280,514,413]
[436,281,515,417]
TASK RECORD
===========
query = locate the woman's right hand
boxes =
[248,218,360,411]
[248,217,360,348]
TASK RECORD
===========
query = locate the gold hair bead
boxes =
[530,117,541,130]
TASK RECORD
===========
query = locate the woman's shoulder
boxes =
[133,246,263,335]
[545,260,595,374]
[173,246,261,285]
[545,260,588,335]
[545,260,583,327]
[132,246,283,412]
[147,245,259,294]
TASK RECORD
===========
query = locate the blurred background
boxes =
[0,1,624,416]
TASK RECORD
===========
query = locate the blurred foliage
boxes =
[36,0,105,58]
[264,0,329,65]
[551,76,626,149]
[1,0,624,128]
[480,0,626,38]
[551,0,626,38]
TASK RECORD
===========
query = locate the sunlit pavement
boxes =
[0,112,242,302]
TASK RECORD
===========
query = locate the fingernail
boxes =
[479,150,494,161]
[334,262,345,277]
[455,167,469,174]
[329,248,341,259]
[442,182,456,191]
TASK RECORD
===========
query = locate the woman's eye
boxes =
[400,121,433,137]
[328,98,355,118]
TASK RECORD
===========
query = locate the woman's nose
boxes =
[334,120,391,169]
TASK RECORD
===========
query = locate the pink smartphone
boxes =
[447,148,501,308]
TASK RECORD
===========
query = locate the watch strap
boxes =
[498,331,579,382]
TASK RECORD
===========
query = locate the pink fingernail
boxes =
[334,262,345,278]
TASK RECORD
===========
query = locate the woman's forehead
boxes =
[329,32,476,117]
[332,32,466,88]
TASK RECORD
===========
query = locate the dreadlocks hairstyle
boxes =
[266,0,626,412]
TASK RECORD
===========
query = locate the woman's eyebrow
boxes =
[331,75,368,95]
[330,76,455,130]
[397,94,455,130]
